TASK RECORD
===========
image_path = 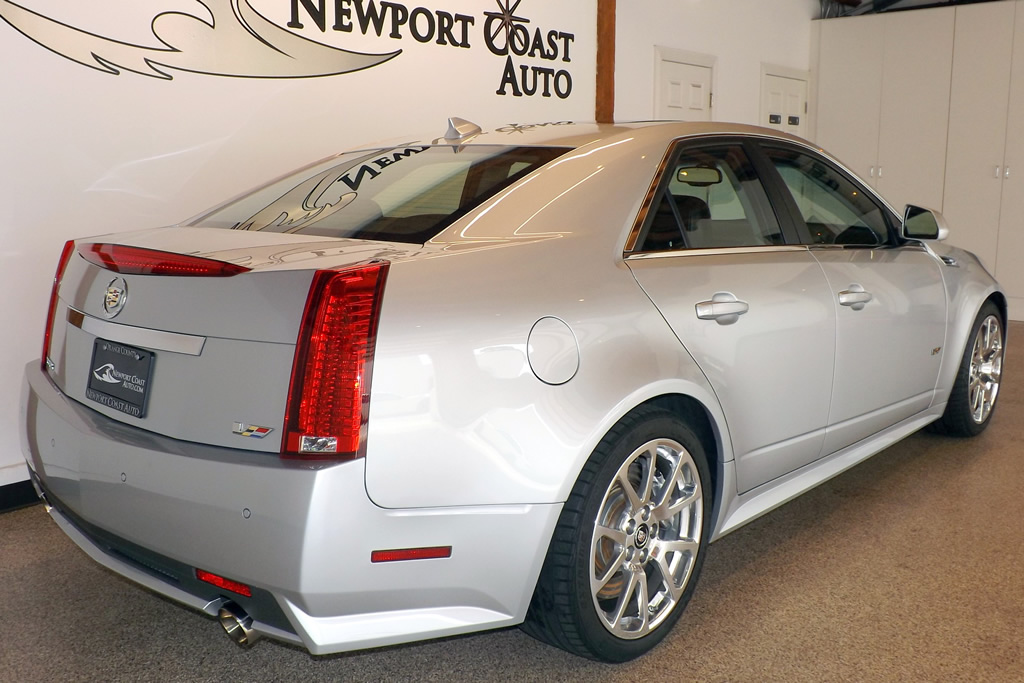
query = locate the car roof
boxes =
[351,120,817,152]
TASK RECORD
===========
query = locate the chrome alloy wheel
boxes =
[590,438,703,639]
[968,314,1003,424]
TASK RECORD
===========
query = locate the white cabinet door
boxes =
[876,8,954,212]
[997,1,1024,320]
[942,0,1016,272]
[817,10,954,207]
[816,16,884,186]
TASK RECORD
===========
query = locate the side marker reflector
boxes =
[370,546,452,563]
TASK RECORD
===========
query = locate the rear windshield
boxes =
[191,145,571,243]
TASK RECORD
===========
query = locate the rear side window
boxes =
[763,146,891,246]
[193,145,570,244]
[639,143,783,251]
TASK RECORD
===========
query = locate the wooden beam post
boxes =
[596,0,616,123]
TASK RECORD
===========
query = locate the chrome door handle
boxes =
[695,292,749,325]
[838,285,873,311]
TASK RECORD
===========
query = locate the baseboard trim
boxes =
[1,480,40,513]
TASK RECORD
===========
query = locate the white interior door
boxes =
[656,59,712,121]
[761,74,808,138]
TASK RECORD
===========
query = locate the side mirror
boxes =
[902,205,949,241]
[677,167,722,186]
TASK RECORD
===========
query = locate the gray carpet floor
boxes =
[2,323,1022,682]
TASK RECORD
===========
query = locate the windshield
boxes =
[192,145,571,243]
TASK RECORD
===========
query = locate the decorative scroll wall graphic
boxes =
[0,0,399,79]
[0,0,577,96]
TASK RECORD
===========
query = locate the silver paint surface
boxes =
[20,121,1005,654]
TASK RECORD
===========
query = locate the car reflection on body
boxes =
[21,119,1005,662]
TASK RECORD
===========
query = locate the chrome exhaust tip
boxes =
[218,602,261,648]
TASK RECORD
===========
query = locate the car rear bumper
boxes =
[20,362,561,654]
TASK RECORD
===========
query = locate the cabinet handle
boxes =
[870,166,875,178]
[996,165,1002,178]
[877,166,883,178]
[1005,166,1011,179]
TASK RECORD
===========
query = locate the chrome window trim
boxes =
[67,308,207,356]
[623,143,676,254]
[807,242,929,253]
[625,245,810,261]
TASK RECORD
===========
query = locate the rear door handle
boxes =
[838,284,873,311]
[695,292,749,325]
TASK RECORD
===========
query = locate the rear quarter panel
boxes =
[364,134,730,508]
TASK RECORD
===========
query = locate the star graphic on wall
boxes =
[484,0,529,54]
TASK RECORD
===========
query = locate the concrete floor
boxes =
[2,323,1021,682]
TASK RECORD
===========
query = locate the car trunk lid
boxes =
[45,227,419,453]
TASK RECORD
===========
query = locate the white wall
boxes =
[0,0,596,486]
[614,0,818,124]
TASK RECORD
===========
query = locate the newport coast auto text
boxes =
[288,0,577,98]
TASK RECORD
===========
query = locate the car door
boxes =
[626,139,837,493]
[757,142,947,454]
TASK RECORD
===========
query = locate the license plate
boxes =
[86,339,154,418]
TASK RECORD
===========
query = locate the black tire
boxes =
[522,406,712,662]
[929,301,1005,437]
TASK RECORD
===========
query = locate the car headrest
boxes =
[674,195,711,231]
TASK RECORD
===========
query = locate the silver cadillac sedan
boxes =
[21,120,1005,662]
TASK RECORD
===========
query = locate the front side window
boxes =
[763,146,890,246]
[639,143,782,252]
[192,145,569,244]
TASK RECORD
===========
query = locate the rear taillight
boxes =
[79,243,250,276]
[282,261,389,459]
[42,240,76,372]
